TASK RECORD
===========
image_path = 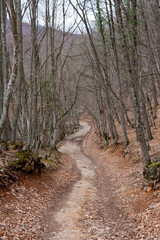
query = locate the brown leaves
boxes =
[0,154,77,239]
[83,123,160,239]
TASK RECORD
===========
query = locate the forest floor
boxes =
[0,119,160,239]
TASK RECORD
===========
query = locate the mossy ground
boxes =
[2,142,10,151]
[12,142,23,150]
[0,142,46,186]
[0,141,62,187]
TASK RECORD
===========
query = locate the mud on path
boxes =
[45,122,137,240]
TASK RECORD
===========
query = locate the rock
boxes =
[143,164,160,181]
[149,204,153,210]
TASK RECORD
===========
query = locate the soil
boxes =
[0,154,78,239]
[44,121,160,240]
[0,121,160,239]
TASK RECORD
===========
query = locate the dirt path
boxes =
[46,122,98,239]
[45,122,137,240]
[1,121,160,239]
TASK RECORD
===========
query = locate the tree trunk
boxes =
[0,2,3,117]
[155,0,160,71]
[0,0,18,138]
[107,0,129,145]
[11,0,24,142]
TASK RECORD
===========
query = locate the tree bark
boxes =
[0,0,18,138]
[0,1,3,117]
[11,0,24,142]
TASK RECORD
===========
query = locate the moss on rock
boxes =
[11,149,45,174]
[12,142,23,150]
[3,142,10,151]
[143,157,160,182]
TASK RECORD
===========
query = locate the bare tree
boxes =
[0,0,18,138]
[11,0,24,142]
[0,1,3,117]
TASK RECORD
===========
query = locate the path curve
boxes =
[48,122,98,240]
[46,121,138,240]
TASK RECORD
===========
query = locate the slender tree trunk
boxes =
[1,0,9,90]
[1,0,11,140]
[139,73,153,141]
[27,53,33,146]
[52,110,58,148]
[0,0,18,138]
[0,2,3,117]
[30,0,39,148]
[50,0,58,148]
[155,0,160,70]
[148,62,158,119]
[11,0,24,142]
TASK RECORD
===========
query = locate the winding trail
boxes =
[48,122,98,239]
[0,121,159,239]
[47,121,136,240]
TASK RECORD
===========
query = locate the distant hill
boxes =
[6,19,81,50]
